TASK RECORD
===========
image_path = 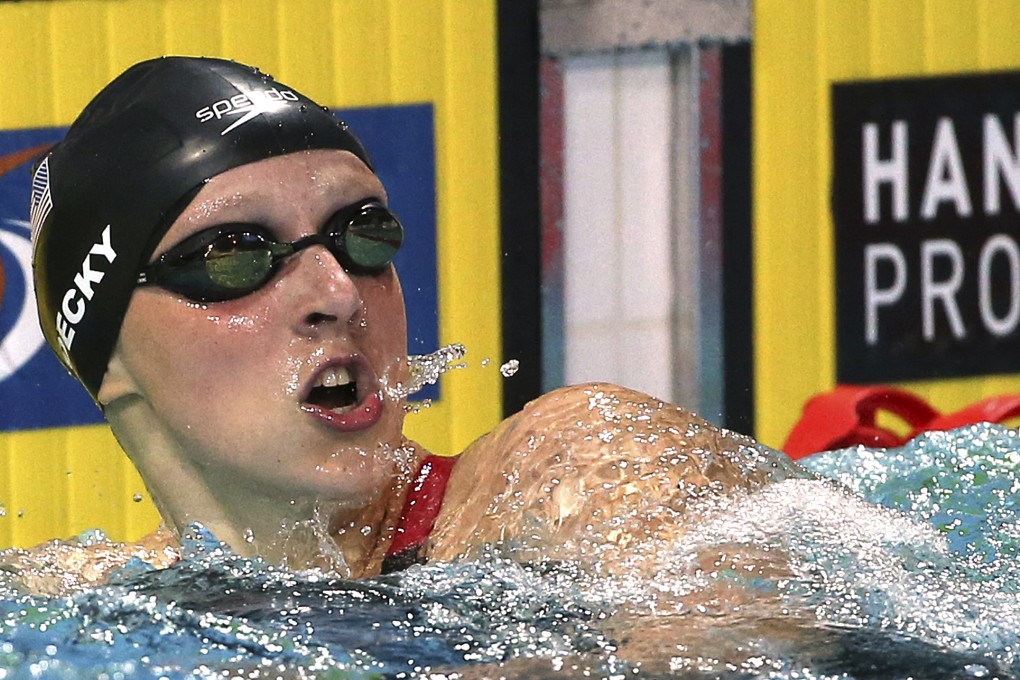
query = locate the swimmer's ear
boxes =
[96,348,140,408]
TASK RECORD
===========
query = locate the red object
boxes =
[384,454,457,563]
[784,385,1020,458]
[783,385,938,459]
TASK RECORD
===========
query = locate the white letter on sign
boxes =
[921,118,973,220]
[863,121,908,224]
[864,243,906,345]
[978,234,1020,337]
[921,238,966,341]
[983,113,1020,216]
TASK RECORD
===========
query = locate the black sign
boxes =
[833,72,1020,382]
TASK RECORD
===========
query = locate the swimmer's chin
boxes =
[304,443,416,494]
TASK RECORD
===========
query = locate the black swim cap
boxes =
[31,56,373,401]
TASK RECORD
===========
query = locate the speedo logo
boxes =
[195,88,300,136]
[55,225,117,357]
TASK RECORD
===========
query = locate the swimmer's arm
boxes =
[0,528,179,596]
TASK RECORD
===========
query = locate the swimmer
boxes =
[15,57,786,595]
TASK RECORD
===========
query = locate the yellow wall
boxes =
[753,0,1020,448]
[0,0,501,547]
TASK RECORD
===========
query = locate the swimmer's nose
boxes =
[285,246,364,334]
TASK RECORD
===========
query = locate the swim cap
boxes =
[30,56,373,401]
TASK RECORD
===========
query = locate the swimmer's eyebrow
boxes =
[172,193,390,238]
[179,192,251,225]
[182,183,387,222]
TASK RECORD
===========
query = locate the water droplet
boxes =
[132,493,143,503]
[500,359,520,377]
[78,528,109,545]
[0,503,5,517]
[404,398,434,414]
[243,528,255,543]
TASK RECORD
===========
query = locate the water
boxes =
[499,360,519,378]
[393,345,467,402]
[2,424,1019,678]
[393,345,519,403]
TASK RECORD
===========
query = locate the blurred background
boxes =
[2,0,1019,546]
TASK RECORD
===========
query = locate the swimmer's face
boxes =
[103,150,410,506]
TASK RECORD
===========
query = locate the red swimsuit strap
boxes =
[385,454,458,562]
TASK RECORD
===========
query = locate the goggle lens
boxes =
[343,210,404,271]
[205,238,276,290]
[138,201,403,302]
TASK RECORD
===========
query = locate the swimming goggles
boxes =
[137,199,403,302]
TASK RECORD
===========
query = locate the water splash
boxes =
[386,344,467,401]
[385,347,520,406]
[804,424,1020,571]
[2,426,1020,677]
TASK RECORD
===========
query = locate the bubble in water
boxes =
[243,528,255,544]
[500,359,519,377]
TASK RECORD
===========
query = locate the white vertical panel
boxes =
[563,54,619,381]
[562,49,675,401]
[616,50,673,399]
[619,324,673,400]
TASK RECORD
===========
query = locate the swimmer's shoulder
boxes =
[442,381,720,492]
[429,382,777,561]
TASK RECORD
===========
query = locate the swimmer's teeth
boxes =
[306,366,359,412]
[317,367,352,389]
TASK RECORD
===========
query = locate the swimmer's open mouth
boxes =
[306,366,359,412]
[301,356,383,431]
